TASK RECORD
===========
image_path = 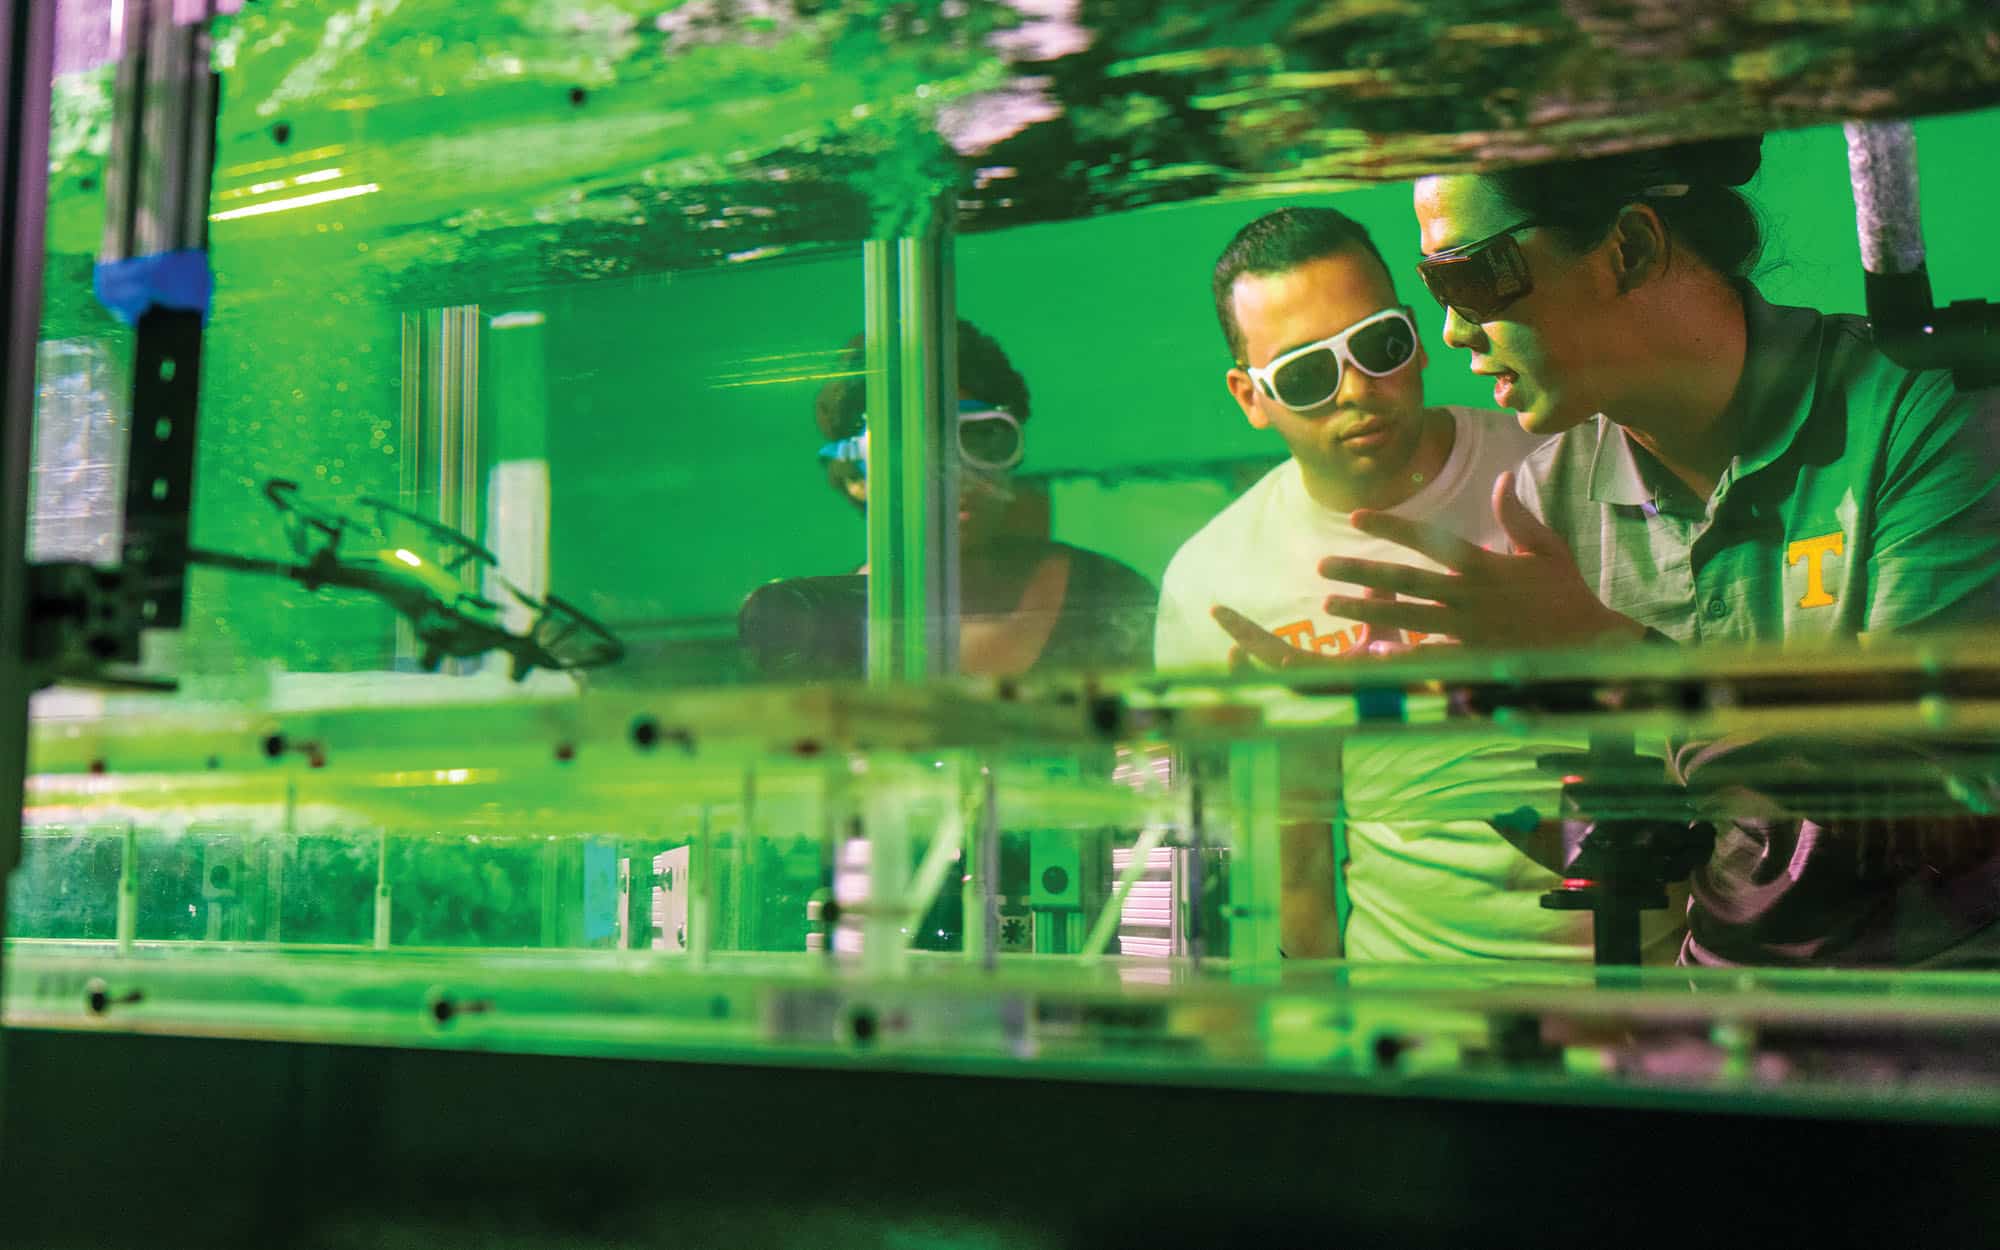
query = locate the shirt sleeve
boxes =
[1152,555,1217,672]
[1865,375,2000,633]
[1066,551,1158,672]
[1511,451,1548,523]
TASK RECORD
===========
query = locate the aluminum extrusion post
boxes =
[100,0,222,633]
[398,306,483,671]
[968,763,1000,970]
[1182,762,1207,965]
[862,216,960,684]
[688,807,714,969]
[373,830,393,951]
[116,824,139,955]
[0,0,56,1136]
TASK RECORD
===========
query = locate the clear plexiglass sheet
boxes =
[14,643,2000,1117]
[13,0,2000,1120]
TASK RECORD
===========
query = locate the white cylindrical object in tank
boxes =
[1844,120,1925,276]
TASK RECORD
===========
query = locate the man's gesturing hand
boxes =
[1317,471,1645,648]
[1212,596,1408,673]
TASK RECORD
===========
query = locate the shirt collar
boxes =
[1584,284,1823,509]
[1586,415,1652,507]
[1727,284,1824,480]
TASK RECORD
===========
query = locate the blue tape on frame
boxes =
[581,842,618,942]
[93,250,214,325]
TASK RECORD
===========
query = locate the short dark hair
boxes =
[813,318,1030,443]
[1486,135,1765,278]
[1212,207,1393,363]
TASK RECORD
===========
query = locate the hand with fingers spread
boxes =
[1317,470,1648,648]
[1212,594,1409,673]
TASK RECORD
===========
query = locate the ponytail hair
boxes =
[1487,134,1765,278]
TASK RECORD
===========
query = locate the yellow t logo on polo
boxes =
[1786,531,1844,609]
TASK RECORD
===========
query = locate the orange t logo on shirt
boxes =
[1273,618,1369,655]
[1271,617,1427,653]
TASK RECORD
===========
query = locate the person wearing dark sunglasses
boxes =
[1154,208,1680,965]
[1320,136,2000,968]
[791,318,1156,678]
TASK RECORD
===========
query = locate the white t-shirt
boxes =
[1156,406,1545,667]
[1155,407,1653,961]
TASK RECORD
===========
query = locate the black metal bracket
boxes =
[1864,268,2000,392]
[1538,733,1716,967]
[24,0,219,689]
[119,305,206,630]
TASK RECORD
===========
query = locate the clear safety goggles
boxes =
[817,399,1025,479]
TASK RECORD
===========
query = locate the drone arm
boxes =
[186,546,311,582]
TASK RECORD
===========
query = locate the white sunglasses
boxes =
[817,402,1025,476]
[1245,307,1419,412]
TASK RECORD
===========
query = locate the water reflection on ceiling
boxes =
[41,0,2000,305]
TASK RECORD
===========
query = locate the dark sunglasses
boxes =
[1245,307,1420,412]
[1415,219,1542,323]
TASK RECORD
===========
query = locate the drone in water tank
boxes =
[189,479,624,681]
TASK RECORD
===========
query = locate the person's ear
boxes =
[1610,205,1670,294]
[1226,367,1272,430]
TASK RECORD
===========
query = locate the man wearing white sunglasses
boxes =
[812,319,1158,676]
[1158,206,1547,672]
[1154,208,1683,963]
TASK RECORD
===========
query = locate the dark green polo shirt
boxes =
[1514,286,2000,967]
[1516,286,2000,643]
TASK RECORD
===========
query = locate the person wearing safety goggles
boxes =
[809,319,1156,677]
[1156,207,1549,674]
[1323,136,2000,968]
[1155,208,1683,964]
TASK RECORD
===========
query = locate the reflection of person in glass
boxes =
[1330,136,2000,966]
[1157,208,1681,961]
[813,319,1157,676]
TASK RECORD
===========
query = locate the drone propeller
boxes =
[534,591,625,668]
[265,478,350,559]
[359,496,501,573]
[191,478,625,681]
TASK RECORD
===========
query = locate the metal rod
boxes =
[116,823,138,955]
[1842,119,1999,386]
[688,806,713,969]
[0,0,58,1077]
[735,764,757,950]
[1184,766,1207,966]
[1593,904,1642,968]
[1330,745,1351,958]
[98,0,148,262]
[861,218,960,683]
[372,829,392,951]
[1845,121,1924,276]
[971,763,999,969]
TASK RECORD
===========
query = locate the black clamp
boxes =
[1537,733,1716,966]
[26,561,147,679]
